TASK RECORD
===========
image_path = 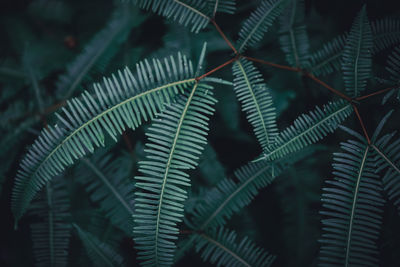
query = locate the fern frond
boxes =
[232,59,278,150]
[319,139,384,266]
[371,18,400,53]
[133,0,211,33]
[29,177,71,267]
[342,6,373,97]
[386,46,400,83]
[207,0,235,17]
[56,6,139,99]
[191,160,281,231]
[12,52,195,223]
[237,0,290,52]
[369,111,400,213]
[195,227,276,267]
[75,151,134,235]
[309,34,347,76]
[133,82,217,266]
[279,0,310,68]
[73,223,126,267]
[259,100,352,162]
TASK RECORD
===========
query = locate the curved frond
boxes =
[319,139,384,266]
[237,0,290,52]
[75,151,134,235]
[133,82,217,266]
[279,0,310,68]
[342,6,373,97]
[12,52,195,223]
[30,177,71,267]
[73,223,126,267]
[232,59,278,150]
[195,228,276,267]
[259,100,352,162]
[133,0,210,33]
[371,18,400,53]
[56,6,140,99]
[309,34,347,76]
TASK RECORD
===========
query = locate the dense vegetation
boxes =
[1,0,400,266]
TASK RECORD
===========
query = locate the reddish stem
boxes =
[352,104,371,144]
[305,72,353,102]
[210,19,238,54]
[196,56,238,81]
[355,85,399,101]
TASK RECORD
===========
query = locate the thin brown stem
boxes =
[352,104,371,144]
[355,85,399,101]
[210,19,238,54]
[196,56,238,81]
[305,72,353,102]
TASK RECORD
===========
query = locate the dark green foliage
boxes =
[2,1,400,267]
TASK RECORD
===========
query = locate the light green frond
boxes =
[259,100,352,162]
[237,0,290,52]
[133,82,217,266]
[56,5,142,99]
[319,139,384,266]
[232,59,278,150]
[133,0,211,33]
[342,6,373,97]
[195,228,276,267]
[73,223,126,267]
[206,0,236,17]
[12,52,195,223]
[75,151,134,235]
[29,177,71,267]
[279,0,310,68]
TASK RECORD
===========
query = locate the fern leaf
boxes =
[386,46,400,83]
[30,177,71,267]
[237,0,290,52]
[56,6,139,99]
[133,82,217,266]
[232,59,278,150]
[133,0,211,33]
[279,0,310,68]
[195,228,276,267]
[12,52,195,223]
[75,151,134,235]
[259,100,352,162]
[207,0,235,17]
[319,139,384,266]
[309,34,347,76]
[342,6,373,97]
[191,160,281,231]
[73,223,126,267]
[371,18,400,53]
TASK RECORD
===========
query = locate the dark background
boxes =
[1,0,400,266]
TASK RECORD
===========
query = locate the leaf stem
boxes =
[352,104,371,144]
[355,85,399,101]
[210,19,238,54]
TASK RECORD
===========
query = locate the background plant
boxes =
[1,0,400,266]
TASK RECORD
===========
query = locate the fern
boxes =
[342,6,373,97]
[279,0,310,68]
[237,0,290,52]
[75,151,134,235]
[259,100,352,161]
[11,52,195,223]
[195,227,276,267]
[387,46,400,83]
[309,34,347,76]
[56,5,140,99]
[371,18,400,53]
[206,0,236,17]
[232,59,278,150]
[29,177,71,267]
[73,223,126,267]
[319,136,385,266]
[133,81,217,266]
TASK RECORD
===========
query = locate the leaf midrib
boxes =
[345,145,369,267]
